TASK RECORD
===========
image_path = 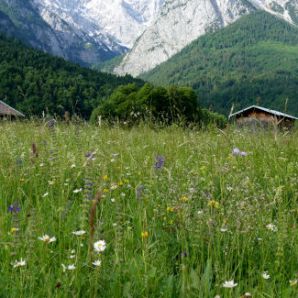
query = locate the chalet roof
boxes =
[229,105,298,120]
[0,100,25,117]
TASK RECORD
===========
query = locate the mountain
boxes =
[0,34,142,117]
[0,0,164,66]
[115,0,298,76]
[141,12,298,115]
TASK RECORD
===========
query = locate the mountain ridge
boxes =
[115,0,298,76]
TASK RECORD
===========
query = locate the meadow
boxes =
[0,122,298,297]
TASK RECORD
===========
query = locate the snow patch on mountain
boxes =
[32,0,165,50]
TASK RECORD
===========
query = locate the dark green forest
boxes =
[0,34,142,118]
[141,12,298,116]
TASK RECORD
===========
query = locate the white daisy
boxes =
[12,258,26,268]
[62,264,76,272]
[222,280,237,288]
[38,234,56,243]
[94,240,106,253]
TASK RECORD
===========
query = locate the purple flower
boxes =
[155,155,165,169]
[8,204,21,213]
[85,151,96,161]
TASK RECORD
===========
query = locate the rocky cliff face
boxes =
[0,0,164,65]
[115,0,298,77]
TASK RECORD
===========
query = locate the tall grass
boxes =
[0,122,298,297]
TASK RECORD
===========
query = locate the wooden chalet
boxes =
[229,105,297,129]
[0,100,25,119]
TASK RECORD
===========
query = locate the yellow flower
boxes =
[103,188,109,193]
[141,231,149,239]
[102,175,109,181]
[180,195,189,202]
[11,227,19,234]
[118,181,124,186]
[167,207,174,213]
[208,200,220,209]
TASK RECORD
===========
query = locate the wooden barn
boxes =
[0,100,25,119]
[229,105,298,129]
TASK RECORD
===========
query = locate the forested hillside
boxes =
[0,34,142,118]
[142,12,298,115]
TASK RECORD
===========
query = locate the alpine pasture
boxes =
[1,122,298,297]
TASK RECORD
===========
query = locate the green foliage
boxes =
[142,12,298,116]
[0,34,142,118]
[90,83,227,126]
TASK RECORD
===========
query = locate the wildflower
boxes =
[38,234,56,243]
[73,188,82,194]
[262,271,270,280]
[242,293,252,298]
[94,240,107,253]
[11,227,19,234]
[42,192,49,198]
[154,155,165,169]
[208,200,220,209]
[141,231,149,239]
[8,204,21,213]
[222,280,237,288]
[220,227,228,233]
[92,260,102,267]
[111,198,116,203]
[72,230,86,236]
[290,279,298,286]
[167,207,174,213]
[62,264,76,271]
[102,175,109,181]
[180,195,189,202]
[103,188,109,193]
[232,148,247,157]
[197,210,204,215]
[266,223,278,232]
[70,164,76,168]
[69,255,76,259]
[85,151,96,161]
[110,183,118,190]
[12,258,26,268]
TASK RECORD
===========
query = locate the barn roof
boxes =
[0,100,25,117]
[229,105,298,120]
